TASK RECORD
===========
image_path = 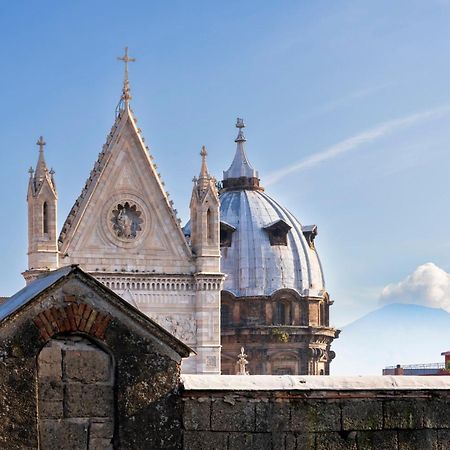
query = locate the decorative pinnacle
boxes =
[117,47,136,105]
[28,167,34,177]
[199,145,209,180]
[235,118,246,142]
[36,136,46,152]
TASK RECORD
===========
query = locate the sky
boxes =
[1,1,450,330]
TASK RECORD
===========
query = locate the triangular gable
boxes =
[0,265,192,358]
[59,107,193,272]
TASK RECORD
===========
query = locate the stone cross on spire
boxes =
[36,136,46,153]
[117,47,136,105]
[235,118,246,143]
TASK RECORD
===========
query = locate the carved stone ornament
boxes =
[153,314,197,343]
[111,202,143,239]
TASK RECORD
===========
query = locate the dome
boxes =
[220,189,325,298]
[219,118,325,298]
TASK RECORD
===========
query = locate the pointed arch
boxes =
[43,201,49,234]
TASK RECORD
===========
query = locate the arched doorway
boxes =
[37,335,115,449]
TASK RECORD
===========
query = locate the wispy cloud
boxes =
[265,104,450,186]
[298,83,392,120]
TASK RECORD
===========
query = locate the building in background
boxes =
[383,351,450,376]
[23,50,338,375]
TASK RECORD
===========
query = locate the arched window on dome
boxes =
[273,301,292,325]
[263,219,291,246]
[220,221,236,248]
[221,303,232,327]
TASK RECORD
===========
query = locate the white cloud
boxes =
[265,104,450,186]
[379,263,450,312]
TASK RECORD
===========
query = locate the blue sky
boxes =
[1,1,450,327]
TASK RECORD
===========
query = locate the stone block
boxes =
[423,398,450,429]
[291,400,341,432]
[39,381,63,402]
[256,400,290,432]
[211,398,255,431]
[38,345,62,379]
[64,347,111,382]
[90,420,114,438]
[65,384,114,418]
[39,419,89,450]
[398,429,438,450]
[357,430,398,450]
[296,432,316,450]
[316,431,357,450]
[88,437,113,450]
[39,399,63,419]
[342,400,383,431]
[437,429,450,450]
[384,400,424,429]
[228,432,272,450]
[183,430,228,450]
[183,398,211,430]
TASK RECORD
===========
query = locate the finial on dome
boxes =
[222,118,260,190]
[117,47,136,107]
[235,118,246,143]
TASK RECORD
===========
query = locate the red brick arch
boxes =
[33,298,111,342]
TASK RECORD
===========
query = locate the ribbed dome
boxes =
[220,189,325,298]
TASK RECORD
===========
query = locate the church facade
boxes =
[23,50,338,375]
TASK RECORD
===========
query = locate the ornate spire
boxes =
[117,47,136,109]
[199,145,209,178]
[196,145,212,192]
[222,118,261,191]
[34,136,48,182]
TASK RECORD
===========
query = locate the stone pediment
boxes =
[58,107,193,272]
[0,265,192,359]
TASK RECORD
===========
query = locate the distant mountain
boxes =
[331,303,450,376]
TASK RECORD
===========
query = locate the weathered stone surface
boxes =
[40,419,89,450]
[182,398,211,430]
[437,429,450,450]
[423,398,450,429]
[228,432,272,450]
[38,399,63,419]
[90,420,114,438]
[183,430,228,450]
[293,432,316,450]
[66,383,114,418]
[398,429,438,450]
[211,398,255,431]
[316,431,357,450]
[38,345,62,378]
[88,437,113,450]
[357,430,398,450]
[256,400,290,432]
[384,399,424,429]
[64,346,111,382]
[342,400,382,430]
[291,400,341,432]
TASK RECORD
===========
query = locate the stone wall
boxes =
[181,375,450,450]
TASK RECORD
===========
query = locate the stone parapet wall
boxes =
[181,375,450,450]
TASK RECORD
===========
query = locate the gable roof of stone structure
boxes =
[0,265,193,358]
[58,104,192,262]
